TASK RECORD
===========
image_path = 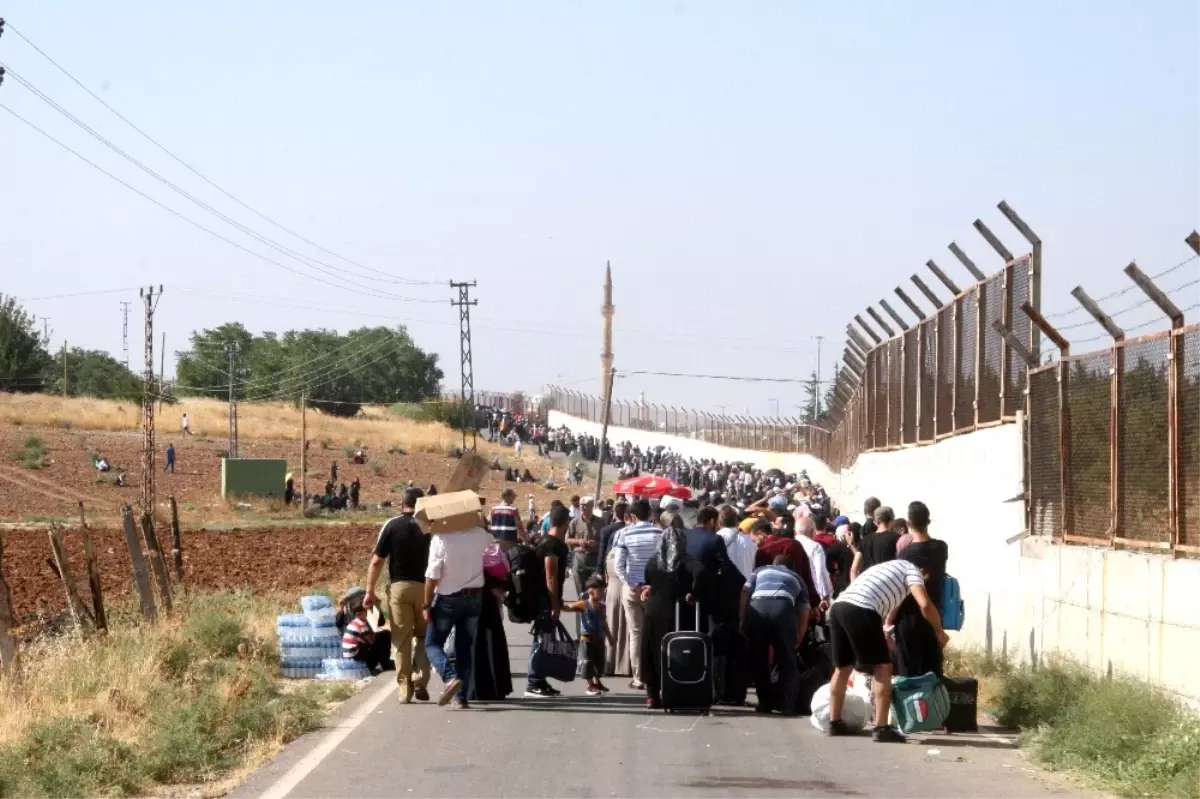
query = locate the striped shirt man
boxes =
[835,559,924,618]
[342,617,371,658]
[614,521,662,587]
[489,502,520,543]
[745,565,810,609]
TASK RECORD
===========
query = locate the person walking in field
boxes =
[181,413,191,435]
[164,443,176,473]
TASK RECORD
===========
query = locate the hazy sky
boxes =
[2,1,1197,415]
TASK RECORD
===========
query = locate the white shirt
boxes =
[425,528,492,596]
[718,527,758,580]
[796,534,833,600]
[835,560,924,617]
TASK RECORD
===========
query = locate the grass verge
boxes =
[946,647,1200,798]
[0,589,360,798]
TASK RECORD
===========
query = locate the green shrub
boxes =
[0,716,146,798]
[387,444,405,455]
[392,400,472,430]
[186,609,248,658]
[342,444,357,460]
[369,461,384,475]
[50,417,72,430]
[13,435,48,469]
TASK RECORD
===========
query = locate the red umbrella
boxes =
[611,474,692,500]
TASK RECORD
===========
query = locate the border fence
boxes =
[1025,252,1200,556]
[548,204,1041,471]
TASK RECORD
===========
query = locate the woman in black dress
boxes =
[640,513,708,709]
[893,501,949,677]
[467,574,514,700]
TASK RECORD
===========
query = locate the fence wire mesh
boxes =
[919,318,937,441]
[1116,335,1172,545]
[903,329,919,444]
[1180,327,1200,549]
[1028,366,1062,538]
[956,292,978,431]
[888,338,903,447]
[979,275,1004,424]
[1006,258,1032,417]
[873,349,887,448]
[1065,352,1113,539]
[936,306,955,437]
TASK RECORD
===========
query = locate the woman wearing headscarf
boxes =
[638,512,709,709]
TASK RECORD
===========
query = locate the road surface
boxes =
[233,613,1077,799]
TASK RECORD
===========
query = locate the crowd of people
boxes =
[346,468,952,743]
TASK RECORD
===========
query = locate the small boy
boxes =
[562,574,612,696]
[341,590,394,675]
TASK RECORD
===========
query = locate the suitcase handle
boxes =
[674,598,701,630]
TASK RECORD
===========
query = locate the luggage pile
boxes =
[277,595,367,681]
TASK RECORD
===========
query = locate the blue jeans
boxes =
[424,591,482,700]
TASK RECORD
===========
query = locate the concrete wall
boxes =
[551,410,1200,705]
[221,458,287,498]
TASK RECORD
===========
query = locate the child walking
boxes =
[563,575,612,696]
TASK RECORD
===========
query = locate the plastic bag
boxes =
[810,680,871,733]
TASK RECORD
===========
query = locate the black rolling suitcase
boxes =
[942,676,979,732]
[661,601,713,712]
[794,626,833,716]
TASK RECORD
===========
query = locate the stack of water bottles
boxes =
[277,594,368,680]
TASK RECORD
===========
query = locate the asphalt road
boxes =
[233,614,1078,799]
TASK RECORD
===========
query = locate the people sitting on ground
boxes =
[337,587,394,675]
[504,467,518,482]
[115,471,127,487]
[95,456,111,472]
[491,456,504,471]
[353,448,367,465]
[521,468,536,483]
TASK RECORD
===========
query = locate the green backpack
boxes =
[891,672,951,733]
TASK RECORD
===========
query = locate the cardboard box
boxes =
[415,490,486,535]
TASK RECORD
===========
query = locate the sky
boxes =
[1,1,1197,415]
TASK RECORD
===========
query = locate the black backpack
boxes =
[503,543,541,623]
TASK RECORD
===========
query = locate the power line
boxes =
[0,103,444,305]
[1044,254,1199,319]
[20,286,139,301]
[0,68,443,302]
[618,370,837,384]
[3,21,440,287]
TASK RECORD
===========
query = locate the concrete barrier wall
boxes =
[550,410,1200,705]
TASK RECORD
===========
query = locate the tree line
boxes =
[0,295,444,416]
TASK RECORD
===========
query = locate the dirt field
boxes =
[0,394,593,622]
[1,524,379,621]
[0,425,573,527]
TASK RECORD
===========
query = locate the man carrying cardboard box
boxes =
[419,490,493,709]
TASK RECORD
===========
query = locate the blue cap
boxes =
[834,515,849,527]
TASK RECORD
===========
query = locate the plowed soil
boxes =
[0,425,579,621]
[1,524,377,621]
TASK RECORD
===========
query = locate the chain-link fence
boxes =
[1178,327,1199,551]
[1028,365,1062,539]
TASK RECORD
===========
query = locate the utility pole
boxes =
[300,392,307,516]
[813,335,824,418]
[450,281,478,452]
[227,342,239,459]
[120,302,131,367]
[768,397,779,417]
[158,332,166,412]
[139,285,162,514]
[62,341,68,397]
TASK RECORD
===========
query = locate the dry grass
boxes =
[0,584,361,797]
[0,394,506,456]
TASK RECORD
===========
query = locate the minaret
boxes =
[601,262,614,394]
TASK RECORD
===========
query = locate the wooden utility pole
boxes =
[300,392,307,516]
[158,332,166,412]
[0,535,23,691]
[139,286,162,514]
[77,502,107,633]
[227,341,239,458]
[169,497,185,590]
[140,512,174,613]
[62,340,68,397]
[120,504,157,622]
[47,526,89,632]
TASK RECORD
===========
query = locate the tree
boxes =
[0,294,51,393]
[49,347,141,400]
[822,363,840,416]
[173,322,444,416]
[799,370,820,424]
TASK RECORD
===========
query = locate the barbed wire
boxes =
[1044,253,1199,320]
